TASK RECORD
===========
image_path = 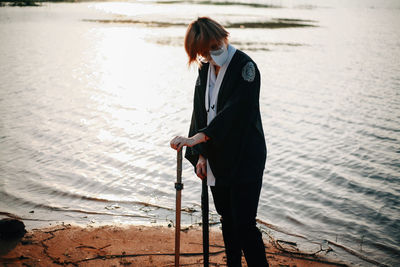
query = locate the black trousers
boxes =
[210,180,268,267]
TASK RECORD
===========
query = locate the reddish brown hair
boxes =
[184,17,229,66]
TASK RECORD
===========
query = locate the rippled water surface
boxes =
[1,1,399,266]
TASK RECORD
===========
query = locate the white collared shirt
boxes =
[205,44,237,186]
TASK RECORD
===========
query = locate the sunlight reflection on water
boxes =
[0,1,399,266]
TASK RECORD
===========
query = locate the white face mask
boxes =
[210,44,229,67]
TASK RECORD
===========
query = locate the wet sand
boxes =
[0,224,349,266]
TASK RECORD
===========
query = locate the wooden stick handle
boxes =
[175,149,183,267]
[177,150,182,183]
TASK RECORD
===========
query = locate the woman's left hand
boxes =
[170,133,209,151]
[170,136,195,151]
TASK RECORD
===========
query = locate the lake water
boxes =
[0,0,399,266]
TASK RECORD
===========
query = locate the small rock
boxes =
[0,218,26,240]
[0,219,27,256]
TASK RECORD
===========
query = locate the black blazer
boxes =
[185,49,267,186]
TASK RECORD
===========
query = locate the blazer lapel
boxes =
[216,52,239,111]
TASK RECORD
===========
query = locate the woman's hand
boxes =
[170,136,195,151]
[196,154,207,180]
[170,133,209,151]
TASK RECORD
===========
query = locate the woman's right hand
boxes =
[196,155,207,180]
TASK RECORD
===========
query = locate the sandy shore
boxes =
[0,224,349,266]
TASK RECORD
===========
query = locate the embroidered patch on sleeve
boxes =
[196,76,201,86]
[242,62,256,82]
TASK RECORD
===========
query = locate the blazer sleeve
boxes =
[185,107,200,168]
[198,61,260,146]
[184,70,209,168]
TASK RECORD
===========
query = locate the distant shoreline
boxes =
[0,0,281,8]
[1,1,318,29]
[1,0,122,7]
[82,18,317,29]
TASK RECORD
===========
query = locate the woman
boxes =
[170,17,268,267]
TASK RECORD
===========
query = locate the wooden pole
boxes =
[201,178,209,267]
[175,150,183,267]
